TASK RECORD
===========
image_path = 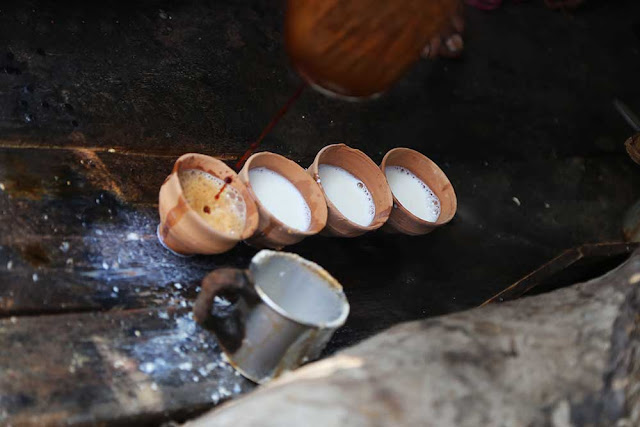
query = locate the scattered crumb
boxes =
[629,273,640,285]
[150,382,158,391]
[134,330,141,337]
[59,241,70,252]
[108,148,116,153]
[66,180,71,186]
[174,283,182,289]
[178,362,193,371]
[140,362,155,373]
[6,261,12,270]
[113,360,126,369]
[32,273,38,282]
[512,197,521,207]
[0,183,5,191]
[126,232,139,241]
[544,202,550,209]
[158,311,169,319]
[42,214,48,220]
[113,286,119,293]
[10,316,17,324]
[102,262,109,270]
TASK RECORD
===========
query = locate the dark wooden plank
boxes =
[0,308,254,425]
[0,0,637,162]
[0,146,176,205]
[2,148,640,335]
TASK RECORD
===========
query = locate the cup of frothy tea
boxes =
[308,144,393,237]
[239,152,327,249]
[380,147,457,235]
[158,153,259,255]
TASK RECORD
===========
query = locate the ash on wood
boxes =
[0,308,254,425]
[187,250,640,427]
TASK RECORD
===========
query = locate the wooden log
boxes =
[186,249,640,427]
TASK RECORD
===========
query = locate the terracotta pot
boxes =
[308,144,393,237]
[239,152,328,249]
[380,148,457,235]
[284,0,459,99]
[158,153,259,255]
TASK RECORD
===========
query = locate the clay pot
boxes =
[285,0,460,99]
[380,148,457,235]
[308,144,393,237]
[158,153,259,255]
[239,152,328,249]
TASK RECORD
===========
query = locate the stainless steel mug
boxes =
[194,250,350,383]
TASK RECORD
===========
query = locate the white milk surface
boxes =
[385,166,441,222]
[249,167,311,231]
[317,164,375,226]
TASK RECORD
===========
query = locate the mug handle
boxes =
[193,268,260,353]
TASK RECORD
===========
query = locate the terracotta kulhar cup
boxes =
[239,152,328,249]
[380,147,457,235]
[308,144,393,237]
[158,153,259,255]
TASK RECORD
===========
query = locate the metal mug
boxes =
[193,250,350,384]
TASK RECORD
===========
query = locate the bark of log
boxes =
[185,249,640,427]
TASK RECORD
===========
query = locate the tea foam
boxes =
[249,167,311,232]
[385,166,440,222]
[178,169,246,236]
[317,164,375,226]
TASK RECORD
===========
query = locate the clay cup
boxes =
[308,144,392,237]
[239,152,328,249]
[158,153,259,255]
[380,147,457,235]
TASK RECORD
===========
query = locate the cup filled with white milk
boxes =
[239,152,328,248]
[308,144,393,237]
[380,147,457,235]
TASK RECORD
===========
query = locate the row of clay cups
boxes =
[158,144,457,255]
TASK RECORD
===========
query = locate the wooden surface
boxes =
[0,308,254,425]
[1,0,640,425]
